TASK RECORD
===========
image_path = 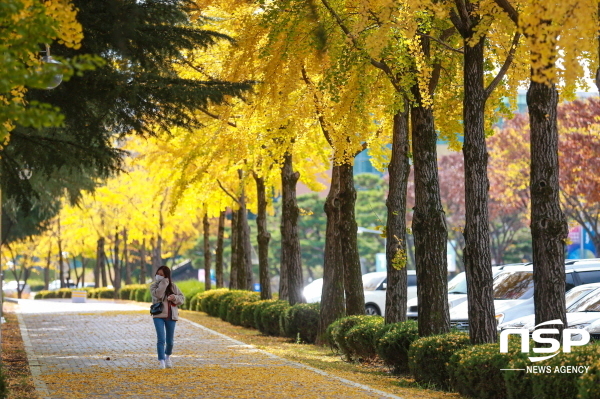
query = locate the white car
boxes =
[451,259,600,330]
[406,264,524,319]
[303,278,323,303]
[495,282,600,329]
[498,285,600,340]
[3,280,31,298]
[302,270,418,317]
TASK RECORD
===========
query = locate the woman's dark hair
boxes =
[156,265,174,296]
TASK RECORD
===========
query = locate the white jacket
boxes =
[150,278,185,320]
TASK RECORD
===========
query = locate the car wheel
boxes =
[365,304,380,316]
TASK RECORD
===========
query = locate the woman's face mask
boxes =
[155,275,164,282]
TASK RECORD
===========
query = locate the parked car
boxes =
[406,263,527,319]
[303,278,323,303]
[364,270,417,316]
[498,284,600,341]
[48,279,77,290]
[495,282,600,329]
[302,270,418,317]
[450,258,600,330]
[3,280,31,298]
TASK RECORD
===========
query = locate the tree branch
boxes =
[217,179,240,205]
[198,108,237,127]
[300,66,335,148]
[416,31,463,54]
[319,0,401,91]
[493,0,519,25]
[484,32,521,100]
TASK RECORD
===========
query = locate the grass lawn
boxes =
[180,310,461,399]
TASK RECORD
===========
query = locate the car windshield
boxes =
[362,274,385,291]
[448,273,467,294]
[493,271,534,300]
[568,289,600,312]
[565,287,598,308]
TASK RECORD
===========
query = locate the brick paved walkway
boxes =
[16,299,401,399]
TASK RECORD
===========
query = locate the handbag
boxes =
[150,294,166,315]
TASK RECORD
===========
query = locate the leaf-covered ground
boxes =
[1,304,40,399]
[180,310,460,399]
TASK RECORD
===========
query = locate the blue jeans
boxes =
[153,318,176,361]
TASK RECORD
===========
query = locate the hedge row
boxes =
[325,315,600,399]
[34,281,202,308]
[35,287,116,299]
[194,289,320,344]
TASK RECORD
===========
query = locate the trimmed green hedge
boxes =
[226,292,260,326]
[241,301,260,329]
[328,316,372,361]
[408,332,471,390]
[449,341,522,399]
[199,289,230,316]
[259,300,290,336]
[530,344,600,399]
[282,303,320,344]
[376,320,419,373]
[345,316,384,360]
[120,284,146,300]
[578,357,600,399]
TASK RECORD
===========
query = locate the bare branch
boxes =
[217,179,240,205]
[198,108,237,128]
[416,31,463,54]
[484,32,521,99]
[300,66,335,148]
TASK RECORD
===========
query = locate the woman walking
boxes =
[150,265,185,369]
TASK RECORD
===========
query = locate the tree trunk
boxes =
[230,209,239,289]
[462,37,497,344]
[385,107,411,324]
[152,234,162,275]
[281,153,303,305]
[528,80,568,332]
[57,217,66,288]
[411,82,450,336]
[254,173,272,300]
[99,237,107,287]
[140,238,147,284]
[203,213,212,291]
[123,228,131,285]
[318,165,346,343]
[237,190,254,291]
[113,229,121,298]
[44,248,51,290]
[338,162,365,316]
[80,254,86,287]
[216,211,225,288]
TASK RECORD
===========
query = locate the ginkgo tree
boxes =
[494,0,598,335]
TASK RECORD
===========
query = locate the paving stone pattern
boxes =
[17,299,401,399]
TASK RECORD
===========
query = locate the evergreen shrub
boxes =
[241,301,260,329]
[578,357,600,399]
[345,316,385,360]
[226,292,260,326]
[282,302,320,344]
[376,320,419,373]
[329,315,373,361]
[57,288,72,298]
[448,341,522,399]
[529,344,600,399]
[408,332,471,390]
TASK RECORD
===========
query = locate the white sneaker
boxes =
[159,360,165,369]
[165,356,173,368]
